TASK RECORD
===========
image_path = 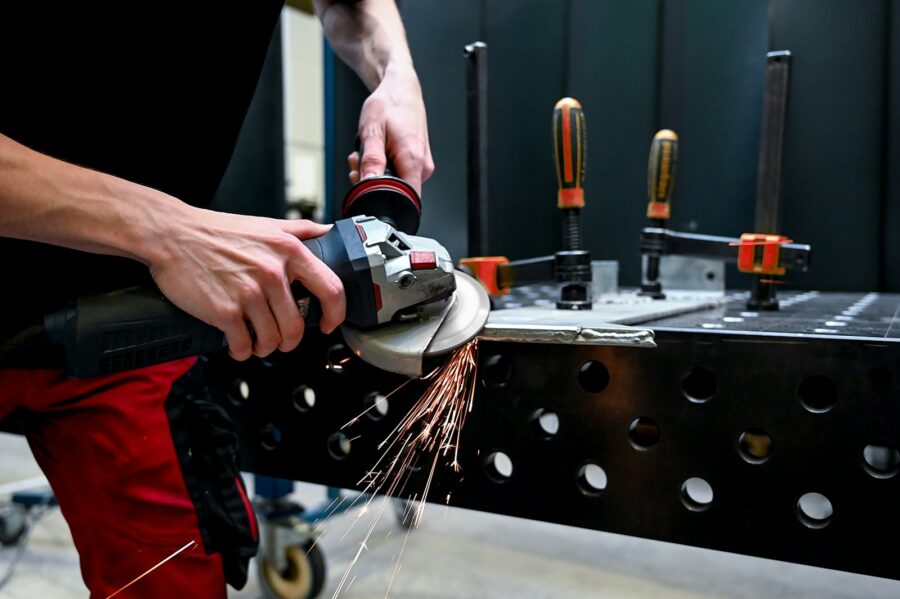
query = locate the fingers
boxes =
[347,151,360,184]
[221,309,253,362]
[268,275,306,353]
[359,127,387,180]
[423,132,436,182]
[390,136,433,196]
[224,269,307,359]
[243,294,282,358]
[234,270,305,360]
[278,219,331,240]
[287,244,346,334]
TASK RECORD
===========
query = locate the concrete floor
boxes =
[2,432,899,598]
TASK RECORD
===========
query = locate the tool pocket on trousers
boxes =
[165,360,258,590]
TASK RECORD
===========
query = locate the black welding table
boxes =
[212,289,900,581]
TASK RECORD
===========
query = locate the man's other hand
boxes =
[347,62,434,195]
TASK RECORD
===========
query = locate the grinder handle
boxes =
[552,97,587,210]
[45,237,329,378]
[646,129,678,221]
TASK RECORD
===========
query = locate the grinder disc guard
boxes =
[341,271,489,376]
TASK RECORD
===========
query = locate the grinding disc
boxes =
[341,270,489,376]
[423,270,490,357]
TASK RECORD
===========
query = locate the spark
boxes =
[333,339,480,597]
[105,540,197,599]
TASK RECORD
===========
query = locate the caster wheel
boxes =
[0,505,27,546]
[259,541,326,599]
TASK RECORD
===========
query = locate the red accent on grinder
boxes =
[410,251,437,271]
[343,177,421,213]
[372,284,383,312]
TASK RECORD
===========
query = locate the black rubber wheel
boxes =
[0,505,27,546]
[259,541,326,599]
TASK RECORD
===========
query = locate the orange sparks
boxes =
[332,339,480,597]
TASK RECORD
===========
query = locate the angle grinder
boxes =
[42,175,489,378]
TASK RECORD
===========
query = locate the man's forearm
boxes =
[0,133,185,266]
[0,132,346,353]
[313,0,413,90]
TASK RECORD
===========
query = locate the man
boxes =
[0,1,433,596]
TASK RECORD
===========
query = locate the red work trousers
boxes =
[0,358,226,598]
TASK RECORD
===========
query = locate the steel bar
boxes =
[464,41,489,258]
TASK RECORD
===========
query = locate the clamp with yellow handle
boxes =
[640,129,679,298]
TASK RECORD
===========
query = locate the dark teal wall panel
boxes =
[327,58,368,217]
[771,0,888,291]
[328,0,893,290]
[675,1,767,238]
[400,1,480,262]
[483,0,568,260]
[887,0,900,291]
[568,0,660,285]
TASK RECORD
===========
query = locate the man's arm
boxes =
[0,133,345,359]
[313,0,434,194]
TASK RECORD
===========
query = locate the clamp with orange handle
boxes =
[461,98,595,306]
[552,98,592,310]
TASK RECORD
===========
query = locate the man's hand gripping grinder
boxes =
[44,175,490,378]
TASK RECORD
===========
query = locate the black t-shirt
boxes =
[0,3,284,338]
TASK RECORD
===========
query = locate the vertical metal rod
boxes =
[464,42,489,258]
[755,50,791,234]
[749,50,791,311]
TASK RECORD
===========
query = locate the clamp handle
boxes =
[646,129,678,221]
[553,97,586,210]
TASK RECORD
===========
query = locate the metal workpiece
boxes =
[479,322,654,347]
[491,285,724,326]
[647,255,724,294]
[221,291,900,581]
[481,300,656,347]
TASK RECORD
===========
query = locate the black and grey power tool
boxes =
[44,180,489,379]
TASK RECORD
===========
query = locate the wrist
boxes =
[119,184,196,269]
[380,58,416,85]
